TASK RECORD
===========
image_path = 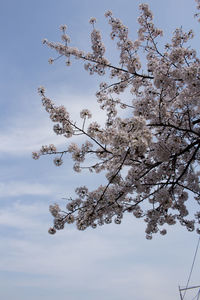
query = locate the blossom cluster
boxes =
[35,2,200,239]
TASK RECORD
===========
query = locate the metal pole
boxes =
[179,285,200,291]
[179,286,183,300]
[197,289,200,300]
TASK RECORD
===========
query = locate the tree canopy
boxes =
[33,1,200,239]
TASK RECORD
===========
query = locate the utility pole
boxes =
[179,285,200,300]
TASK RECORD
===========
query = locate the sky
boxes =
[1,0,200,300]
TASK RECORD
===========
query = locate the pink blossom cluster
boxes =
[34,3,200,239]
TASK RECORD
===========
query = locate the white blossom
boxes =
[32,152,40,160]
[59,24,67,31]
[53,157,63,166]
[89,17,97,24]
[80,109,92,119]
[48,227,56,234]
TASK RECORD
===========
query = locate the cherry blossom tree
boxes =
[33,1,200,239]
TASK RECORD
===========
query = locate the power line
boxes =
[191,289,200,300]
[182,235,200,299]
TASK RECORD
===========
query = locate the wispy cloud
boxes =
[0,119,64,156]
[0,181,54,198]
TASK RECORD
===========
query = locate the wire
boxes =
[191,289,200,300]
[183,236,200,299]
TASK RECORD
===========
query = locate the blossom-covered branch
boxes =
[33,1,200,239]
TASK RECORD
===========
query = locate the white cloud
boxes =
[0,201,48,229]
[0,181,54,198]
[0,119,65,156]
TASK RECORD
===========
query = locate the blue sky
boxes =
[1,1,200,300]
